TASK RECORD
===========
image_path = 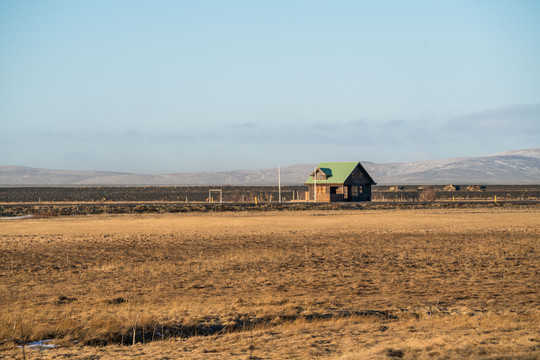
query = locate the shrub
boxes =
[419,188,436,202]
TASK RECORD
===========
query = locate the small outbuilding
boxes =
[304,162,376,202]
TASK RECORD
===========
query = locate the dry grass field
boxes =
[1,208,539,359]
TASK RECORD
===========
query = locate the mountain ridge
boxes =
[1,148,539,186]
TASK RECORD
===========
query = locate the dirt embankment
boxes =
[1,201,539,217]
[2,184,540,203]
[373,184,540,201]
[0,185,308,203]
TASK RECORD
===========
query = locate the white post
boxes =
[278,166,281,203]
[314,166,317,203]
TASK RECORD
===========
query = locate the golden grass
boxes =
[1,208,539,358]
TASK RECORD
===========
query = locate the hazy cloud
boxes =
[193,104,540,149]
[448,104,540,134]
[12,101,534,150]
[2,104,539,172]
[5,104,538,149]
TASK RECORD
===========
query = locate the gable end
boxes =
[344,163,376,185]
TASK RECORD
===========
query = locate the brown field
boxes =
[1,208,539,359]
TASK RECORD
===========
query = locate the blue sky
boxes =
[1,0,539,173]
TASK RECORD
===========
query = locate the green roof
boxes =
[304,162,360,184]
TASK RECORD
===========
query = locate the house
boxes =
[304,162,376,202]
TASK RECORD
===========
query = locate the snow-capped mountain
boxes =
[363,148,540,184]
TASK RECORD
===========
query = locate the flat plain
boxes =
[1,207,539,359]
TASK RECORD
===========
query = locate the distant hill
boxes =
[363,148,540,185]
[1,148,539,186]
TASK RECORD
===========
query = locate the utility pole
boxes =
[313,165,317,203]
[278,166,282,203]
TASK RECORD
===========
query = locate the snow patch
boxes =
[1,215,34,220]
[21,339,59,350]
